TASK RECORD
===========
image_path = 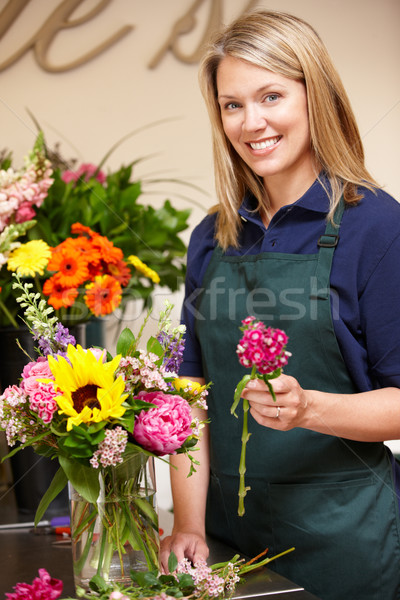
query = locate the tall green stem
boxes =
[236,365,257,517]
[0,298,18,328]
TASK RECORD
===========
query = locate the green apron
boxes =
[195,203,400,600]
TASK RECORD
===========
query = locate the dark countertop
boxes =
[0,482,319,599]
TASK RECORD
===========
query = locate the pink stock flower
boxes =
[236,317,290,375]
[15,200,36,223]
[5,568,63,600]
[132,391,192,456]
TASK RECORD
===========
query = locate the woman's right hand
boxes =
[160,531,209,573]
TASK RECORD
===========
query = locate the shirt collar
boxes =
[238,175,331,222]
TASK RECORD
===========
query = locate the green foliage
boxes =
[34,466,68,526]
[58,455,100,503]
[27,163,190,300]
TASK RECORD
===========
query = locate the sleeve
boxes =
[360,229,400,389]
[179,214,217,377]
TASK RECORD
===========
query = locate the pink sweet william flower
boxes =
[5,568,63,600]
[236,317,290,375]
[132,391,192,456]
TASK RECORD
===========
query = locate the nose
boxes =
[243,104,266,132]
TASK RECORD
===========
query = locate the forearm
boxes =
[303,386,400,442]
[170,407,210,536]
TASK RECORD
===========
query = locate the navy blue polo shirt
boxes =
[180,177,400,395]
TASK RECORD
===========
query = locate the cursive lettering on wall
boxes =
[149,0,257,69]
[0,0,258,73]
[0,0,134,73]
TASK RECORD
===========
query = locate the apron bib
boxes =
[195,203,400,600]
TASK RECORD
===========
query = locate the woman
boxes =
[160,10,400,600]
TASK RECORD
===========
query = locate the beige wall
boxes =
[1,0,399,214]
[1,0,399,504]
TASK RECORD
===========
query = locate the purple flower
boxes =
[54,322,76,349]
[132,391,192,455]
[157,331,185,373]
[33,323,76,357]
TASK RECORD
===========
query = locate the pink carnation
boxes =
[5,568,63,600]
[132,391,192,456]
[236,317,290,374]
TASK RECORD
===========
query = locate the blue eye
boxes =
[266,94,279,102]
[224,102,240,110]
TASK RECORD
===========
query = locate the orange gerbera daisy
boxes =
[106,259,131,286]
[65,235,100,259]
[43,275,79,309]
[84,274,122,317]
[47,246,89,288]
[92,235,123,264]
[71,223,96,238]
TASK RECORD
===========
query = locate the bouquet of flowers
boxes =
[0,274,209,589]
[0,132,190,328]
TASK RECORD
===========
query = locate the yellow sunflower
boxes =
[7,239,51,276]
[47,345,128,431]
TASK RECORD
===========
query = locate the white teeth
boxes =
[250,136,280,150]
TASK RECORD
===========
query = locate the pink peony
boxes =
[5,568,63,600]
[132,391,193,456]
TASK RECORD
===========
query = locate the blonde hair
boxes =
[199,9,378,249]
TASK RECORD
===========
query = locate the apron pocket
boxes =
[269,475,395,600]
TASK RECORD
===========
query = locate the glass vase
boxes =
[69,453,159,591]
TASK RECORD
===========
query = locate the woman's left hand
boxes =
[242,374,309,430]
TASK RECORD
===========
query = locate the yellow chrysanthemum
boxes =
[47,345,128,431]
[128,255,160,284]
[173,378,206,395]
[7,239,51,276]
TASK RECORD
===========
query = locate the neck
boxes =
[263,165,320,217]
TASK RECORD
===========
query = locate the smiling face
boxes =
[216,56,316,201]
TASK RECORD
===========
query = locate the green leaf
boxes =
[130,570,160,588]
[177,573,195,587]
[58,455,100,503]
[88,574,111,593]
[116,327,136,356]
[146,336,163,357]
[231,374,252,417]
[168,551,178,574]
[34,466,68,526]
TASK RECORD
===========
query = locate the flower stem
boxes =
[237,365,257,517]
[0,297,19,328]
[238,397,251,517]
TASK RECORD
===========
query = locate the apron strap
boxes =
[311,198,345,301]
